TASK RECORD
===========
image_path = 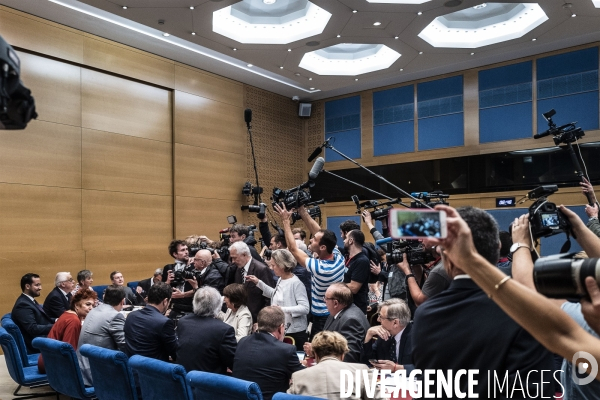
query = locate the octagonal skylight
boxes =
[299,44,401,76]
[366,0,432,3]
[593,0,600,7]
[418,3,548,48]
[213,0,331,44]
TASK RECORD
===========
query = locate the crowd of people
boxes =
[8,179,600,399]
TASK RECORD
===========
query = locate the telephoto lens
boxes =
[534,253,600,298]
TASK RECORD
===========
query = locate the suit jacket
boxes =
[324,303,370,363]
[136,278,152,297]
[233,332,304,400]
[176,315,236,374]
[361,322,414,373]
[197,265,225,294]
[43,286,70,320]
[288,358,381,400]
[77,303,126,385]
[11,294,54,354]
[233,259,275,322]
[123,305,179,362]
[412,278,555,399]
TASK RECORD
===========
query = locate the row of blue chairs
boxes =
[91,281,138,302]
[1,313,318,400]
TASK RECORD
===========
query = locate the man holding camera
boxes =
[191,250,225,294]
[161,240,195,319]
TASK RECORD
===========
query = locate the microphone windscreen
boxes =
[244,108,252,124]
[308,157,325,180]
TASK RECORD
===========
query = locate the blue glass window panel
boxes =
[537,70,598,100]
[418,76,463,101]
[325,96,361,134]
[418,113,464,151]
[537,92,599,133]
[537,47,598,80]
[480,103,532,143]
[373,85,413,110]
[373,103,414,125]
[418,95,463,118]
[480,83,532,108]
[325,129,361,162]
[479,61,532,91]
[374,121,414,156]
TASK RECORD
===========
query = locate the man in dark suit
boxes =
[192,250,225,294]
[305,283,369,363]
[230,241,275,322]
[12,273,54,353]
[233,307,304,400]
[124,282,178,362]
[43,272,75,319]
[177,286,236,374]
[361,298,414,373]
[135,268,163,299]
[412,206,555,398]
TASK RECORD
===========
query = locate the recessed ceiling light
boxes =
[280,66,284,69]
[417,11,423,15]
[400,68,404,71]
[571,13,576,17]
[394,36,399,39]
[310,87,315,90]
[233,48,237,51]
[470,52,475,55]
[295,73,301,76]
[263,0,276,4]
[355,78,359,81]
[309,77,313,80]
[352,10,358,13]
[337,34,341,38]
[419,51,423,54]
[247,64,253,67]
[163,33,170,37]
[122,6,127,9]
[373,22,382,26]
[532,38,537,41]
[191,32,196,35]
[288,48,292,52]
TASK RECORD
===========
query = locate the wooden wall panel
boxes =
[83,36,175,89]
[0,251,86,307]
[174,91,245,154]
[0,184,82,252]
[82,190,172,251]
[85,249,172,286]
[81,69,172,142]
[174,143,246,200]
[0,7,83,63]
[175,197,243,240]
[17,52,81,127]
[0,120,81,188]
[175,64,243,107]
[82,129,172,195]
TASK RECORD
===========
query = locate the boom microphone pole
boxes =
[322,170,409,208]
[244,108,262,203]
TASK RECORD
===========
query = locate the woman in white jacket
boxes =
[246,249,309,350]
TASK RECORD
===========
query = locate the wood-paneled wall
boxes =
[0,6,251,314]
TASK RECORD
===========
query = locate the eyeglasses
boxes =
[62,278,75,283]
[324,297,336,302]
[377,314,398,321]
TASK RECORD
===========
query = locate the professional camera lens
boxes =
[534,254,600,298]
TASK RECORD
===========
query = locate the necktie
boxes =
[34,300,45,313]
[241,269,247,282]
[390,337,397,363]
[66,292,73,303]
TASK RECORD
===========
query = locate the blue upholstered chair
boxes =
[126,281,138,291]
[186,370,263,400]
[32,337,95,399]
[272,393,323,400]
[79,344,138,400]
[129,355,193,400]
[1,316,39,367]
[0,327,54,399]
[91,285,108,302]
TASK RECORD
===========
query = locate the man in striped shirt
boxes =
[274,203,345,340]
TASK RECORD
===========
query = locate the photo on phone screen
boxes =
[389,209,447,240]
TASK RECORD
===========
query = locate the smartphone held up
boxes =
[389,209,447,240]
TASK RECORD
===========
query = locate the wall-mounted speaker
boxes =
[298,103,312,117]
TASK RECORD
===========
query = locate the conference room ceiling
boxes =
[3,0,600,101]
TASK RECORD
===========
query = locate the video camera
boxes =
[410,191,450,209]
[386,239,436,266]
[534,109,585,146]
[525,185,571,240]
[0,35,37,130]
[291,199,324,225]
[534,253,600,298]
[271,157,325,211]
[241,182,267,219]
[351,195,393,221]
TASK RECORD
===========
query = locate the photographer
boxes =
[230,224,263,262]
[162,240,195,320]
[190,250,225,294]
[274,203,345,339]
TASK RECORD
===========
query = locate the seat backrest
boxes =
[186,370,263,400]
[32,337,94,399]
[272,393,323,400]
[129,355,193,400]
[1,317,36,366]
[91,285,108,302]
[79,344,137,400]
[2,312,11,320]
[127,281,138,291]
[0,327,27,385]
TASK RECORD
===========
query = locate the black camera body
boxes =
[351,195,393,221]
[410,191,450,209]
[534,253,600,298]
[291,204,322,225]
[171,265,196,287]
[527,185,571,240]
[272,187,312,210]
[263,249,272,261]
[386,240,435,265]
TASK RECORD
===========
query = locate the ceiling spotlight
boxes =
[571,13,576,17]
[337,35,341,38]
[400,68,404,71]
[470,52,475,55]
[419,51,423,54]
[288,49,292,52]
[394,36,399,39]
[295,73,301,76]
[122,6,128,10]
[310,87,315,90]
[247,64,253,67]
[417,11,422,15]
[263,0,276,4]
[191,32,196,35]
[233,48,237,51]
[373,22,382,26]
[163,33,170,37]
[352,10,358,13]
[355,78,359,81]
[532,38,537,41]
[189,6,194,10]
[309,77,313,80]
[279,66,284,69]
